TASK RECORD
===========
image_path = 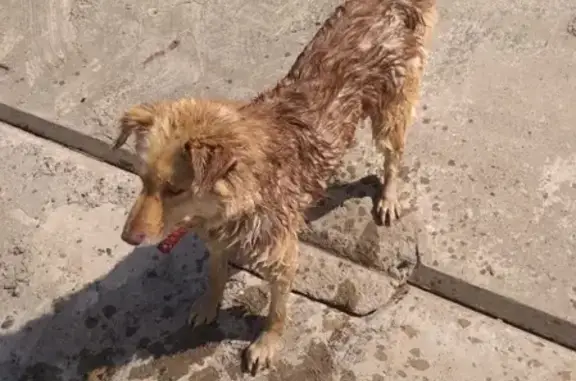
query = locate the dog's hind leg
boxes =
[371,63,423,226]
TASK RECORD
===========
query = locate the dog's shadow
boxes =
[0,178,375,381]
[306,174,384,225]
[0,235,268,381]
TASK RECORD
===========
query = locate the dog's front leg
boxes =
[188,241,229,326]
[243,236,298,375]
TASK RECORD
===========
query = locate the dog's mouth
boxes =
[156,216,203,254]
[157,227,188,254]
[156,216,202,254]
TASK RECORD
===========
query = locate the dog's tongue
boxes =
[157,227,188,254]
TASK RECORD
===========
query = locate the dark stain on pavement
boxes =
[269,342,336,381]
[333,279,360,312]
[142,39,181,66]
[19,362,63,381]
[233,286,269,316]
[189,366,219,381]
[568,16,576,37]
[127,325,225,380]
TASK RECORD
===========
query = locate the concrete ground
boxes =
[0,122,574,381]
[1,0,576,379]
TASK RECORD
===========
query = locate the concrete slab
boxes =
[1,0,576,326]
[0,124,575,381]
[407,0,576,324]
[2,239,574,381]
[88,280,576,381]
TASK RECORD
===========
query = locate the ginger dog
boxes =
[113,0,436,375]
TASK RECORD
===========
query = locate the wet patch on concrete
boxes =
[188,366,219,381]
[127,326,226,381]
[321,313,350,333]
[233,286,269,316]
[339,369,357,381]
[400,325,419,339]
[269,342,336,381]
[457,318,471,329]
[568,16,576,37]
[374,345,388,362]
[409,348,421,357]
[333,279,360,312]
[1,315,15,330]
[407,358,431,371]
[20,362,64,381]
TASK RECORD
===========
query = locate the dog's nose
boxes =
[121,231,146,246]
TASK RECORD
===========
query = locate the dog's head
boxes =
[113,99,265,246]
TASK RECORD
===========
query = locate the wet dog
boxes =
[113,0,436,375]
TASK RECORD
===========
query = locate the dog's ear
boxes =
[184,141,238,194]
[113,103,156,150]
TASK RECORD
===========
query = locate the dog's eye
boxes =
[164,185,186,197]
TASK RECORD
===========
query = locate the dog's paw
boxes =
[188,293,220,327]
[242,331,282,376]
[375,196,401,226]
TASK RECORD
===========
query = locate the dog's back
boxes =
[253,0,436,151]
[287,0,436,88]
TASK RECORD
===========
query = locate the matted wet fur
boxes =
[113,0,436,375]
